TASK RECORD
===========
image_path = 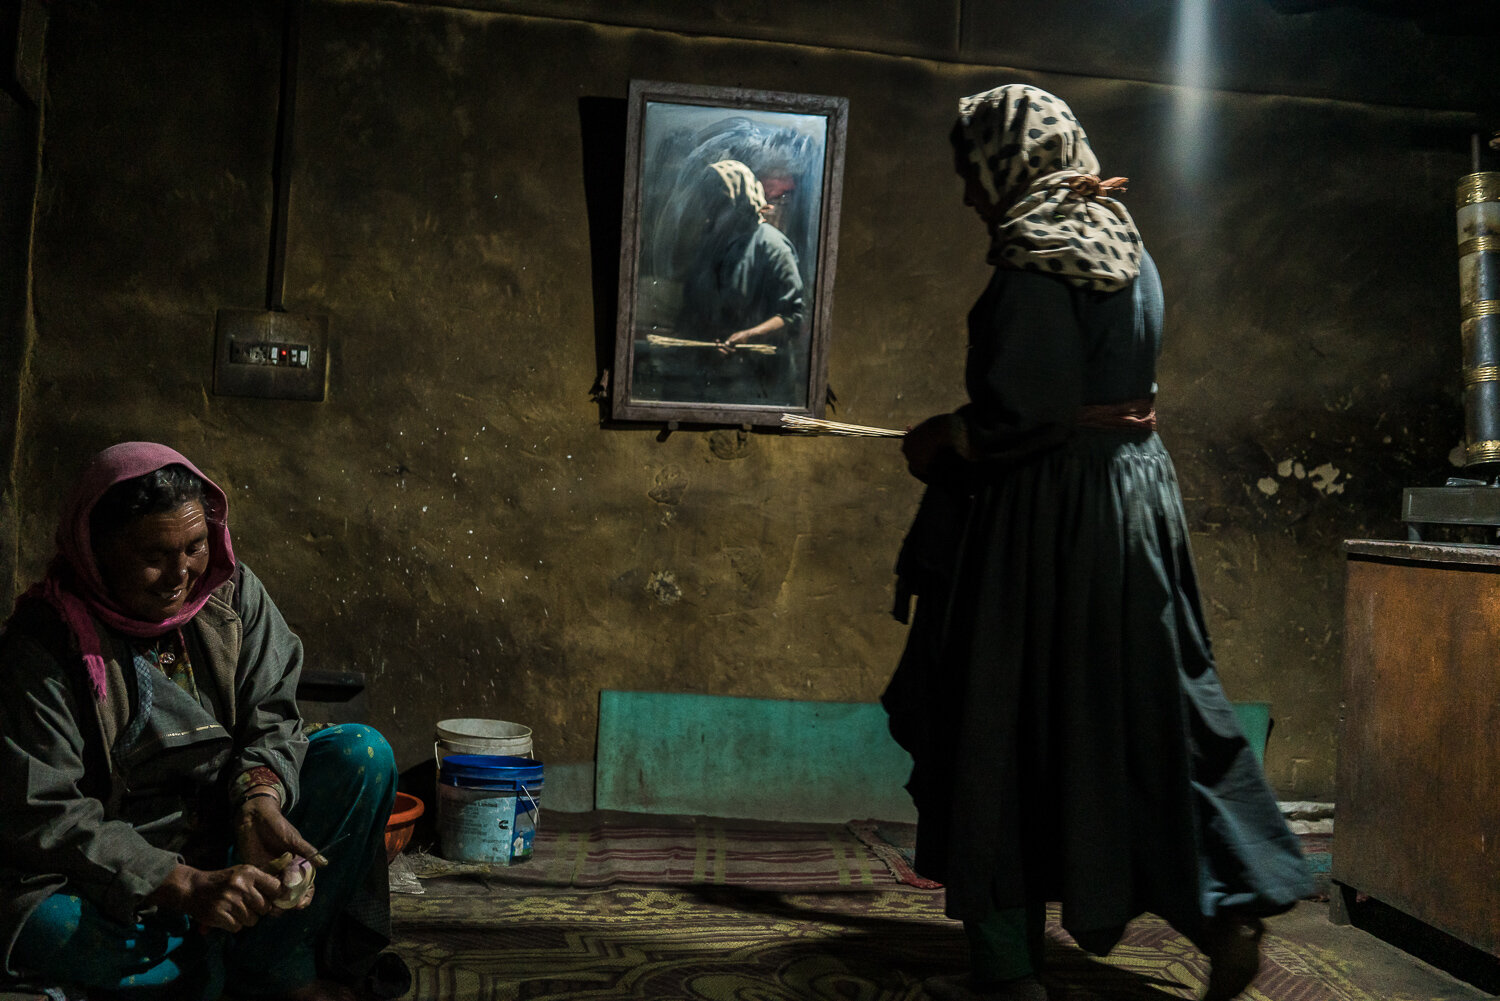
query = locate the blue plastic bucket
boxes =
[437,754,544,864]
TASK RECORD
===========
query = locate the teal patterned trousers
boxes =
[12,723,397,999]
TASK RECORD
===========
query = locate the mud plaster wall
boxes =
[4,1,1494,802]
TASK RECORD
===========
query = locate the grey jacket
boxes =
[0,563,306,975]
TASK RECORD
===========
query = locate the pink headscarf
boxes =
[28,442,236,701]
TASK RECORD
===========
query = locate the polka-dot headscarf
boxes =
[956,84,1141,291]
[708,160,769,230]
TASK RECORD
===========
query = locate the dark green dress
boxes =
[635,223,806,407]
[884,252,1312,954]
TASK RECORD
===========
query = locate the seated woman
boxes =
[0,442,405,1000]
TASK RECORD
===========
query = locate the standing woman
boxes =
[884,86,1311,1001]
[0,442,404,1000]
[670,159,806,404]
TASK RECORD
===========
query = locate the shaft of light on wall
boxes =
[1169,0,1214,182]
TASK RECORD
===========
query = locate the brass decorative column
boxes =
[1457,171,1500,466]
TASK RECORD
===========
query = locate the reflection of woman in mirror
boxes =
[672,159,805,403]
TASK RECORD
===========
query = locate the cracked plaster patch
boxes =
[1308,462,1344,494]
[1270,456,1348,496]
[646,570,682,605]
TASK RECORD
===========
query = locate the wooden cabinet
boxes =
[1334,540,1500,958]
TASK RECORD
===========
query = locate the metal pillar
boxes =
[1456,171,1500,466]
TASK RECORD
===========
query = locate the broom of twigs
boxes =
[780,414,906,437]
[646,333,778,355]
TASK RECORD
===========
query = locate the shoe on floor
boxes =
[1202,914,1264,1001]
[924,971,1048,1001]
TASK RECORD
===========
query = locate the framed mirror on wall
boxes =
[611,80,849,427]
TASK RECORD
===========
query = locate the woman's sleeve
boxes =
[958,271,1083,464]
[760,229,805,329]
[229,563,308,811]
[0,630,180,923]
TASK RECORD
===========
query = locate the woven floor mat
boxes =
[391,884,1397,1001]
[402,810,893,891]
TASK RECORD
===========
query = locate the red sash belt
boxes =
[1077,397,1157,432]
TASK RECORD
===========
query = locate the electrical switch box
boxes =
[229,341,310,367]
[213,308,329,401]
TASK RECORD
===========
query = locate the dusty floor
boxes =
[1266,902,1496,1000]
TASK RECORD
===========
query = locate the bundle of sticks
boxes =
[779,414,906,437]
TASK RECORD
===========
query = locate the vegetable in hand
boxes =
[264,852,316,910]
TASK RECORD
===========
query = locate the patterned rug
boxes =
[403,810,889,891]
[388,815,1403,1001]
[1297,833,1333,900]
[392,887,1404,1001]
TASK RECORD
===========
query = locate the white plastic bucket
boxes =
[434,718,533,765]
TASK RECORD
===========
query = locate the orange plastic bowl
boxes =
[385,791,424,863]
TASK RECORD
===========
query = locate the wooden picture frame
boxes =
[611,80,848,427]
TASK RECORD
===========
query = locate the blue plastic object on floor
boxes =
[1232,701,1272,765]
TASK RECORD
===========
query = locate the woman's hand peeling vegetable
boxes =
[265,851,317,910]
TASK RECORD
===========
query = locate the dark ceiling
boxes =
[1266,0,1500,33]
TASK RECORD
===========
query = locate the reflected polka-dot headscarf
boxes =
[708,160,769,229]
[956,84,1141,291]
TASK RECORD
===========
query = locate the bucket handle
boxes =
[434,740,538,770]
[519,782,541,817]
